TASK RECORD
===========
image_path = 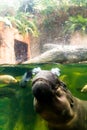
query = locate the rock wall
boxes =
[0,25,15,64]
[0,22,30,64]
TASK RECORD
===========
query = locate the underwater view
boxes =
[0,0,87,130]
[0,63,87,130]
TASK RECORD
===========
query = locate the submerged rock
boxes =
[0,75,17,84]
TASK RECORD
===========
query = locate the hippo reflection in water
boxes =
[32,70,87,130]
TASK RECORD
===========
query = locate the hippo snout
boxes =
[32,79,53,102]
[32,70,64,102]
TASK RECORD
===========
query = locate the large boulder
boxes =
[24,45,87,63]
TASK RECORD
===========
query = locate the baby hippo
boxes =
[32,70,87,130]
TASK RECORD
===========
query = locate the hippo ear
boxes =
[51,68,61,76]
[32,67,41,75]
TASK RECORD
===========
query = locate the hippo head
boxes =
[32,70,75,127]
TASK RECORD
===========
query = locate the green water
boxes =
[0,63,87,130]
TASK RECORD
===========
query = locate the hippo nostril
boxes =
[32,81,53,102]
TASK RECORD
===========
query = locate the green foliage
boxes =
[35,0,69,30]
[69,0,87,6]
[35,0,58,8]
[18,0,35,13]
[38,0,59,30]
[64,15,87,34]
[8,12,38,37]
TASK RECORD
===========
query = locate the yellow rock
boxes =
[0,75,17,84]
[81,85,87,92]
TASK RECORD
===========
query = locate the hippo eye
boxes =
[60,81,67,88]
[55,90,62,97]
[53,84,59,90]
[55,87,63,97]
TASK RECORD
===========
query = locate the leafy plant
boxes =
[8,12,38,37]
[64,15,87,34]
